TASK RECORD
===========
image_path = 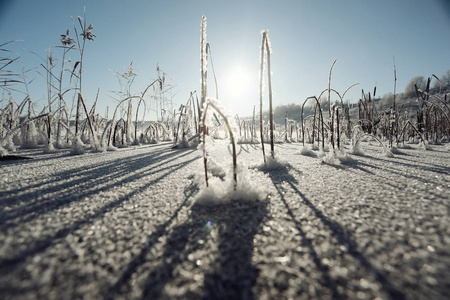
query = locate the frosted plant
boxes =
[300,145,318,157]
[256,152,291,172]
[350,125,364,156]
[195,161,267,205]
[44,132,56,153]
[60,29,74,46]
[0,145,7,156]
[201,97,238,190]
[71,135,86,155]
[80,24,96,41]
[200,16,208,114]
[71,7,96,136]
[259,30,275,162]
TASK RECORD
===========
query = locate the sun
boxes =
[223,63,255,114]
[226,64,253,98]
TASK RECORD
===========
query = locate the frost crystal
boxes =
[195,161,267,205]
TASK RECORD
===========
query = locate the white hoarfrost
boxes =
[194,160,267,205]
[71,136,86,155]
[322,147,356,165]
[256,153,291,172]
[1,132,450,300]
[300,144,318,157]
[0,145,8,156]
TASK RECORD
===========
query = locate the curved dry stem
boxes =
[328,59,337,118]
[201,100,237,190]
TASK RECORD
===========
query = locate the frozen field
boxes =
[1,140,449,299]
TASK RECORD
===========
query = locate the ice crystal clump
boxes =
[71,136,86,155]
[420,140,433,150]
[256,154,291,172]
[0,145,8,156]
[300,145,318,157]
[195,161,267,205]
[322,148,355,165]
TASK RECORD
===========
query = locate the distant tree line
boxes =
[404,69,450,96]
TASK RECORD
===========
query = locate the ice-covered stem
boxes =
[134,97,146,144]
[200,16,208,130]
[201,99,237,190]
[252,105,256,141]
[259,32,266,163]
[336,106,340,149]
[328,59,337,118]
[260,31,275,160]
[285,109,288,142]
[330,104,335,150]
[265,32,275,159]
[205,43,218,100]
[174,104,185,146]
[71,7,95,136]
[390,57,398,147]
[0,113,50,147]
[107,95,142,146]
[399,120,427,146]
[301,96,324,149]
[78,93,99,150]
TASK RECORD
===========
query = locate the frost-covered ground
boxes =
[1,140,449,299]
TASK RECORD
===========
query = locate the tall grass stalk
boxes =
[200,16,207,134]
[259,31,266,163]
[328,59,337,118]
[71,7,95,136]
[78,93,99,150]
[260,30,275,160]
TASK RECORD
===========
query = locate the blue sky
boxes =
[1,0,449,119]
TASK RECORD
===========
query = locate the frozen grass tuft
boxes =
[4,136,16,152]
[207,158,226,178]
[420,140,433,150]
[71,136,86,155]
[173,136,199,149]
[390,146,404,155]
[44,135,56,153]
[300,145,318,157]
[0,145,8,156]
[322,149,356,165]
[256,153,291,172]
[322,150,340,165]
[107,145,118,151]
[384,148,395,158]
[194,161,267,205]
[350,144,364,156]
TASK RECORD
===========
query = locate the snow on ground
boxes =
[1,140,449,299]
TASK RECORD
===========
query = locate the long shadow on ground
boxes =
[267,166,406,300]
[0,147,196,229]
[0,150,199,273]
[118,199,268,300]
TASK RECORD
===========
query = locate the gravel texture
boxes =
[1,140,449,299]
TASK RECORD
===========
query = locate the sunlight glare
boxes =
[223,63,255,114]
[227,64,252,101]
